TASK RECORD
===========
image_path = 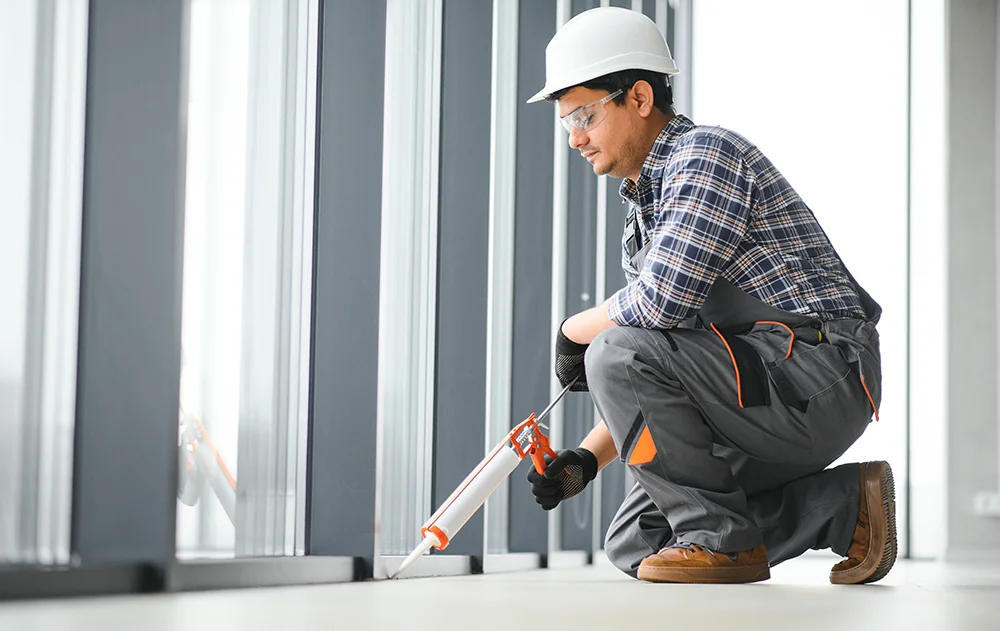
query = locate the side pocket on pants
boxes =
[709,325,771,408]
[766,343,852,414]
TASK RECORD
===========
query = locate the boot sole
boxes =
[637,563,770,584]
[830,461,897,585]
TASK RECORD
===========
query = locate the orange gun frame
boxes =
[418,413,557,550]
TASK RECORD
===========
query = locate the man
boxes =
[525,7,895,585]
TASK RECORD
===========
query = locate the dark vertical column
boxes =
[640,0,656,23]
[660,1,677,56]
[903,0,912,560]
[573,0,601,19]
[71,0,189,575]
[508,0,557,557]
[601,175,629,545]
[306,0,386,579]
[558,0,601,555]
[668,0,692,115]
[432,0,493,566]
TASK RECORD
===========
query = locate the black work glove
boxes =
[555,322,589,392]
[526,448,598,511]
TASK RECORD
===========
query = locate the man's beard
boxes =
[600,123,644,179]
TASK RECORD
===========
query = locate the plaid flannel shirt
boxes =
[608,114,865,329]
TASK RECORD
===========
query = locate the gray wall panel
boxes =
[601,175,628,544]
[561,161,596,551]
[509,0,557,556]
[572,0,600,20]
[72,0,189,567]
[604,177,628,297]
[433,0,493,562]
[560,0,602,552]
[306,0,386,576]
[641,0,656,22]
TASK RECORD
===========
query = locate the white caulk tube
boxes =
[391,443,522,578]
[390,380,575,579]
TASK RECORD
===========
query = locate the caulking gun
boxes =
[390,378,578,579]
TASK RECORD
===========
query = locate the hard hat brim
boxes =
[526,87,552,104]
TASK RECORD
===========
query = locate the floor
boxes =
[1,556,998,631]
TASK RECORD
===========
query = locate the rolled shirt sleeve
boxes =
[609,134,756,329]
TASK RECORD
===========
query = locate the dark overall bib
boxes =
[591,218,883,577]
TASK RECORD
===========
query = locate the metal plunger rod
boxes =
[535,379,575,426]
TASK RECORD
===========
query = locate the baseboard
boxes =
[592,549,614,567]
[379,554,472,579]
[943,547,1000,563]
[546,550,590,568]
[0,564,156,600]
[482,553,541,573]
[168,556,354,591]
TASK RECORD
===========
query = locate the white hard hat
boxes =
[528,7,678,104]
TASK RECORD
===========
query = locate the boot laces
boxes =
[669,541,741,561]
[669,541,713,556]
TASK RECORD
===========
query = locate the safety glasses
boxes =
[559,89,623,133]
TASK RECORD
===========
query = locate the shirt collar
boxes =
[619,114,696,204]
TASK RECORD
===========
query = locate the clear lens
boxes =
[559,89,622,133]
[574,105,598,130]
[560,105,596,132]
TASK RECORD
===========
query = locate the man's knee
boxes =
[584,327,635,395]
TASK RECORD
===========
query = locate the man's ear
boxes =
[630,80,655,118]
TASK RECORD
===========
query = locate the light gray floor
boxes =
[1,556,998,631]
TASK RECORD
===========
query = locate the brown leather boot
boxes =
[637,542,770,584]
[829,461,897,585]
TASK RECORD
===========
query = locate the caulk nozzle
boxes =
[389,535,436,579]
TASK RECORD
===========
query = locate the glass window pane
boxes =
[0,0,37,564]
[377,0,444,559]
[177,0,318,558]
[485,0,520,556]
[0,0,87,566]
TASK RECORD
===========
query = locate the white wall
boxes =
[945,0,1000,560]
[692,0,1000,561]
[692,0,913,551]
[910,0,948,560]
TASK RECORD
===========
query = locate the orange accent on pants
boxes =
[629,426,657,465]
[861,376,880,421]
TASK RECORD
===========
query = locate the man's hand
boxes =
[526,448,598,511]
[555,323,590,392]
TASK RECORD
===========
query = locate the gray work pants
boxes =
[587,320,878,577]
